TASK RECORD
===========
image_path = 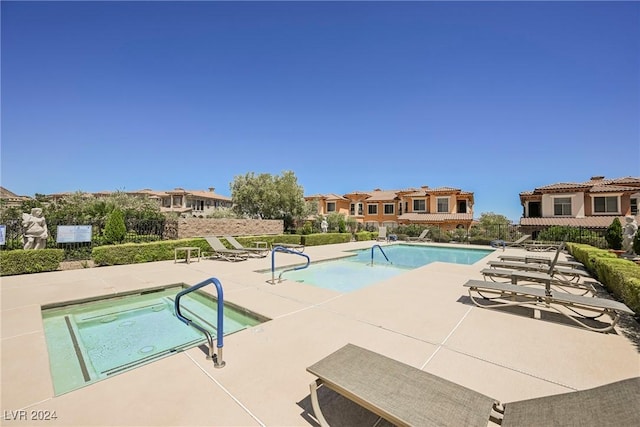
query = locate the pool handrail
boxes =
[174,277,226,368]
[269,245,311,284]
[371,244,392,266]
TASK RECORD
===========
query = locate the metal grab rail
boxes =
[268,246,311,284]
[174,277,226,368]
[371,244,392,266]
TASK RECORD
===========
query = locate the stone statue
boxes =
[621,215,638,255]
[22,208,48,249]
[321,218,328,233]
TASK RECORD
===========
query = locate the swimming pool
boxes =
[42,284,268,395]
[278,244,492,292]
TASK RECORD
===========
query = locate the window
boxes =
[193,200,204,211]
[631,198,638,216]
[368,204,378,215]
[553,197,572,216]
[326,202,336,212]
[413,199,426,212]
[437,198,449,213]
[384,204,394,215]
[351,203,363,215]
[593,196,618,213]
[358,203,363,215]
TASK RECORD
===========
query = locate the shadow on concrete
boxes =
[297,385,393,427]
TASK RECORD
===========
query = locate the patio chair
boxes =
[377,226,388,242]
[464,263,633,332]
[406,229,431,242]
[204,236,249,262]
[486,260,590,282]
[490,235,531,250]
[224,235,270,258]
[498,254,583,269]
[486,241,589,283]
[524,241,562,252]
[481,240,596,295]
[307,344,640,426]
[272,242,305,253]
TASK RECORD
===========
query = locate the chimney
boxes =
[590,176,605,181]
[208,187,215,192]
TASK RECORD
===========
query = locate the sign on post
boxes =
[56,225,93,243]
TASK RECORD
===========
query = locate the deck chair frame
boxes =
[224,236,270,258]
[204,236,249,262]
[463,279,633,332]
[406,229,431,242]
[271,242,305,253]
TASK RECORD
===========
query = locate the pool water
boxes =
[42,285,267,395]
[351,244,493,268]
[279,244,492,292]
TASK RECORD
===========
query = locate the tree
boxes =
[230,171,306,228]
[103,208,126,244]
[605,217,623,250]
[476,212,511,239]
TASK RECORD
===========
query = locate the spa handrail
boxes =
[371,244,391,266]
[174,277,225,368]
[269,246,311,284]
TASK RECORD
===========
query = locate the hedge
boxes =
[302,233,352,246]
[0,249,65,276]
[92,238,211,266]
[567,243,640,315]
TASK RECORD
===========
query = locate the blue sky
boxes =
[2,1,639,222]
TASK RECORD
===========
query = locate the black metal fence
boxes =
[1,219,178,260]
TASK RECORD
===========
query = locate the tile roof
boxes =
[428,187,461,193]
[397,213,473,222]
[365,190,400,201]
[590,185,638,193]
[531,176,640,194]
[519,216,630,228]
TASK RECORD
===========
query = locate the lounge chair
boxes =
[204,236,249,262]
[463,278,633,332]
[524,241,562,252]
[224,235,270,258]
[498,254,583,269]
[307,344,640,426]
[376,226,387,242]
[482,241,596,295]
[272,242,305,253]
[490,235,531,250]
[406,229,431,242]
[486,260,590,282]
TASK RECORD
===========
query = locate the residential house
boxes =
[519,176,640,235]
[45,187,233,217]
[152,187,233,216]
[0,187,32,208]
[305,186,474,231]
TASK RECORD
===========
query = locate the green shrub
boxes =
[92,239,210,266]
[302,233,351,246]
[567,243,640,314]
[605,217,623,250]
[103,208,126,244]
[354,231,374,241]
[0,249,65,276]
[633,231,640,255]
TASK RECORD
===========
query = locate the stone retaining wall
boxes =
[177,218,283,238]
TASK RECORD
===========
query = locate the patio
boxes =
[1,241,638,426]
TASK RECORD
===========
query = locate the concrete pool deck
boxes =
[1,241,639,426]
